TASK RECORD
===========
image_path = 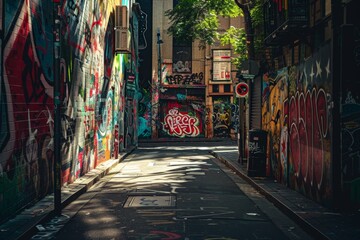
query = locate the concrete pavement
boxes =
[52,144,302,239]
[0,148,136,240]
[210,141,360,240]
[1,139,360,240]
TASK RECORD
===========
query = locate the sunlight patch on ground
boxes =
[104,157,210,192]
[214,149,238,153]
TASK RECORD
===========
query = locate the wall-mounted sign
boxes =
[212,49,232,82]
[235,82,249,98]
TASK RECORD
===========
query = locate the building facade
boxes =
[0,0,140,223]
[260,0,360,209]
[137,0,244,140]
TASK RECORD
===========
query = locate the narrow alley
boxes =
[29,141,312,240]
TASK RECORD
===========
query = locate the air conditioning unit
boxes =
[115,29,130,53]
[115,5,128,29]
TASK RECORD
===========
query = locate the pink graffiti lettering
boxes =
[289,88,329,190]
[163,108,200,137]
[149,231,181,240]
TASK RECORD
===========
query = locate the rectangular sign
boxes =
[212,49,232,82]
[213,50,232,62]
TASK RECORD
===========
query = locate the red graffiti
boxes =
[289,88,329,190]
[149,231,181,240]
[163,108,200,138]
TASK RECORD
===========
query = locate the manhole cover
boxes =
[124,195,176,208]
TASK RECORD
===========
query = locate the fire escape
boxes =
[264,0,309,46]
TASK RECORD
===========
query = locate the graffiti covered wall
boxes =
[138,87,152,138]
[262,43,333,205]
[1,0,55,222]
[262,68,289,184]
[159,100,205,138]
[341,22,360,206]
[0,0,138,223]
[212,97,238,138]
[137,0,152,139]
[158,69,206,138]
[288,44,333,205]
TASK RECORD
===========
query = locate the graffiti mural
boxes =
[261,43,333,205]
[341,22,360,206]
[158,66,206,139]
[163,108,200,138]
[288,44,332,204]
[138,87,152,138]
[231,103,240,133]
[0,0,138,223]
[160,101,205,138]
[262,68,288,184]
[165,72,204,85]
[341,92,360,204]
[0,0,55,222]
[212,97,232,138]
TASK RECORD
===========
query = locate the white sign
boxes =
[213,49,232,81]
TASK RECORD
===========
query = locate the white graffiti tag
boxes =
[248,142,263,154]
[163,108,200,138]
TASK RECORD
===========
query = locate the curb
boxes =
[210,151,330,240]
[139,138,237,143]
[3,147,136,240]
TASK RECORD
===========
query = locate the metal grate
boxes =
[124,195,176,208]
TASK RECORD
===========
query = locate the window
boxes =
[212,84,219,93]
[173,0,192,74]
[224,84,231,93]
[310,0,323,26]
[173,37,192,73]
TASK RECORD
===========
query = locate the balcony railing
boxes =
[264,0,309,45]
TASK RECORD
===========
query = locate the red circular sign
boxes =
[236,82,249,97]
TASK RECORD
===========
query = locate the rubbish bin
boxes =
[247,129,267,177]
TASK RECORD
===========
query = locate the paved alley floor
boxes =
[32,142,312,239]
[1,139,359,240]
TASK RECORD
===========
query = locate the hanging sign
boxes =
[235,82,249,98]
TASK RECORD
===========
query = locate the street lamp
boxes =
[157,28,163,82]
[151,28,163,139]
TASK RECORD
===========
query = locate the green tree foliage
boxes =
[218,26,247,67]
[166,0,264,67]
[166,0,241,46]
